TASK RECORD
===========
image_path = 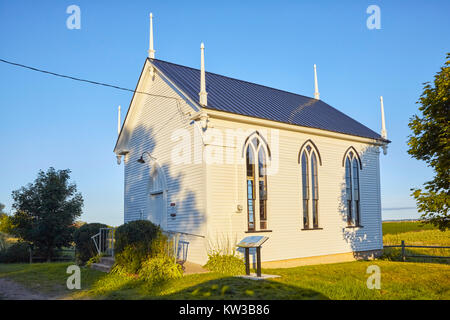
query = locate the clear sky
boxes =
[0,0,449,226]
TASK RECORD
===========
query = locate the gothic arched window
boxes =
[343,148,362,226]
[298,140,322,229]
[244,132,270,231]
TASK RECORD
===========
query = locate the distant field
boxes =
[382,221,450,263]
[382,221,436,235]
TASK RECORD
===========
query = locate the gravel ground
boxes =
[0,278,51,300]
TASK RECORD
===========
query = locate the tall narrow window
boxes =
[299,140,321,229]
[301,152,309,229]
[246,147,255,231]
[244,132,270,231]
[311,153,319,228]
[344,149,362,226]
[345,157,353,225]
[352,159,360,226]
[258,148,268,229]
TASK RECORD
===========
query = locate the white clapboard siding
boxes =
[122,66,207,264]
[205,118,383,262]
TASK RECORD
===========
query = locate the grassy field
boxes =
[0,260,449,300]
[0,221,448,300]
[382,221,450,263]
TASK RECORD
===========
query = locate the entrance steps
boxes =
[90,256,115,273]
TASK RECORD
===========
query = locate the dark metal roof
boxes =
[150,58,384,141]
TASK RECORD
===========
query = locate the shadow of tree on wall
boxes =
[338,145,383,260]
[123,123,206,262]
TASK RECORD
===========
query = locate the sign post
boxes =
[237,236,269,278]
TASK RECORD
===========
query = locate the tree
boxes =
[407,53,450,231]
[10,168,83,261]
[0,203,13,234]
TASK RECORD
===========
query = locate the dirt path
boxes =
[0,278,52,300]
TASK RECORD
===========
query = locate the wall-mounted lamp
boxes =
[137,151,156,164]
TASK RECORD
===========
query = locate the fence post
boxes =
[401,240,406,262]
[29,247,32,264]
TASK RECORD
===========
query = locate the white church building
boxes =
[114,14,390,266]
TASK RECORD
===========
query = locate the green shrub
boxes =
[73,222,108,265]
[138,254,183,284]
[0,241,30,263]
[111,244,148,275]
[111,220,176,276]
[115,220,162,254]
[204,252,246,275]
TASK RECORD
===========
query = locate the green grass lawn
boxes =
[0,220,448,300]
[0,260,449,300]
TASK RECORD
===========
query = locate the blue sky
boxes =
[0,0,449,226]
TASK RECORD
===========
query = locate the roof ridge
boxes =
[149,58,317,102]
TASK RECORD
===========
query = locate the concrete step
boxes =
[99,256,115,266]
[90,263,112,273]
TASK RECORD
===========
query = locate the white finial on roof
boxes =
[199,42,208,106]
[148,13,155,59]
[118,105,121,135]
[380,96,387,139]
[314,64,320,100]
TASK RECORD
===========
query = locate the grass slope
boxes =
[1,261,449,300]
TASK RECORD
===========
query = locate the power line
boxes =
[0,58,198,137]
[0,58,176,100]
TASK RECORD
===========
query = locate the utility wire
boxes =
[0,58,176,100]
[0,57,197,140]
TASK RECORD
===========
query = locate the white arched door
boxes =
[148,164,167,229]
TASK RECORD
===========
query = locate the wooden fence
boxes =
[28,247,76,263]
[384,240,450,262]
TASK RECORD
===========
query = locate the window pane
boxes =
[311,153,318,200]
[312,199,318,228]
[303,200,309,229]
[246,147,254,178]
[301,152,309,199]
[352,159,359,201]
[355,200,360,226]
[247,180,255,230]
[258,148,266,178]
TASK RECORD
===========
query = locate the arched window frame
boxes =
[242,131,270,232]
[298,140,322,230]
[146,161,168,229]
[343,148,362,227]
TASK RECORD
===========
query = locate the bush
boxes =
[111,244,148,275]
[73,222,108,265]
[115,220,162,254]
[111,220,167,275]
[204,252,246,275]
[0,241,30,263]
[138,254,183,284]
